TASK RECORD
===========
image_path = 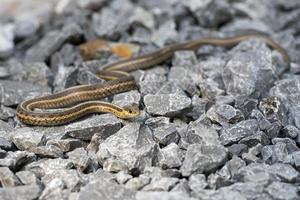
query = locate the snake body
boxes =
[17,34,290,126]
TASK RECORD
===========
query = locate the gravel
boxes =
[0,0,299,199]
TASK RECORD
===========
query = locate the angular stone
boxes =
[270,78,300,108]
[171,179,190,193]
[259,96,287,124]
[125,175,151,190]
[157,143,183,169]
[184,0,233,27]
[227,144,248,157]
[92,9,129,39]
[11,127,46,151]
[266,182,299,200]
[39,178,66,200]
[206,104,244,126]
[172,51,197,68]
[239,131,269,147]
[0,80,50,106]
[142,177,179,191]
[136,191,193,200]
[0,167,21,187]
[220,119,259,145]
[97,123,156,171]
[138,67,167,95]
[151,20,178,47]
[145,117,170,130]
[223,40,276,98]
[24,158,73,177]
[65,114,122,140]
[0,137,13,151]
[261,143,290,164]
[50,43,81,68]
[129,6,155,30]
[144,93,191,117]
[235,98,258,118]
[250,109,272,131]
[241,144,262,163]
[67,147,91,171]
[0,184,41,200]
[115,171,132,184]
[79,179,136,200]
[16,170,38,185]
[152,124,180,146]
[189,174,207,194]
[42,169,84,192]
[186,95,208,120]
[199,78,225,100]
[282,125,300,138]
[181,144,227,176]
[76,0,107,9]
[46,138,86,153]
[0,151,36,171]
[26,23,82,62]
[0,24,14,59]
[113,90,141,107]
[185,122,221,146]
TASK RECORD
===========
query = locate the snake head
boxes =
[122,103,140,119]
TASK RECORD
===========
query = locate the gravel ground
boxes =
[0,0,300,199]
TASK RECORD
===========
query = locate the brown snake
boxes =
[16,34,290,126]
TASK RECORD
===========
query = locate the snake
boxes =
[16,34,290,126]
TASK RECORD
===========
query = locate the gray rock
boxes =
[272,138,299,153]
[189,174,208,194]
[184,0,233,28]
[136,191,194,200]
[129,7,155,30]
[144,93,191,117]
[223,40,276,98]
[292,151,300,169]
[185,122,221,146]
[266,182,299,200]
[206,104,244,126]
[168,66,200,96]
[186,95,208,120]
[113,90,141,107]
[0,149,6,159]
[153,124,180,146]
[15,170,38,185]
[46,138,86,153]
[289,106,300,130]
[65,114,122,140]
[181,143,227,176]
[92,9,129,39]
[0,106,15,121]
[0,167,21,187]
[171,179,190,193]
[25,23,82,62]
[102,158,129,172]
[76,68,104,85]
[220,119,259,145]
[0,184,41,200]
[42,169,84,192]
[142,177,179,191]
[157,143,183,169]
[67,147,91,171]
[115,171,132,184]
[221,19,271,35]
[227,144,248,157]
[125,175,151,190]
[236,163,299,183]
[97,123,156,171]
[199,78,225,100]
[0,137,13,151]
[8,60,52,87]
[145,117,170,130]
[156,82,185,95]
[282,125,300,138]
[76,0,107,9]
[24,158,73,177]
[261,143,290,164]
[0,66,10,78]
[259,96,287,124]
[11,127,46,151]
[235,98,258,118]
[14,19,39,39]
[52,65,78,92]
[0,151,36,171]
[270,78,300,108]
[0,80,50,106]
[138,67,168,95]
[79,179,136,200]
[241,144,262,163]
[143,167,181,179]
[172,51,197,68]
[39,178,66,200]
[239,131,269,147]
[51,44,81,68]
[152,20,178,47]
[0,24,14,59]
[250,109,272,131]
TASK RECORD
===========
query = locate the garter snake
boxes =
[17,34,290,126]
